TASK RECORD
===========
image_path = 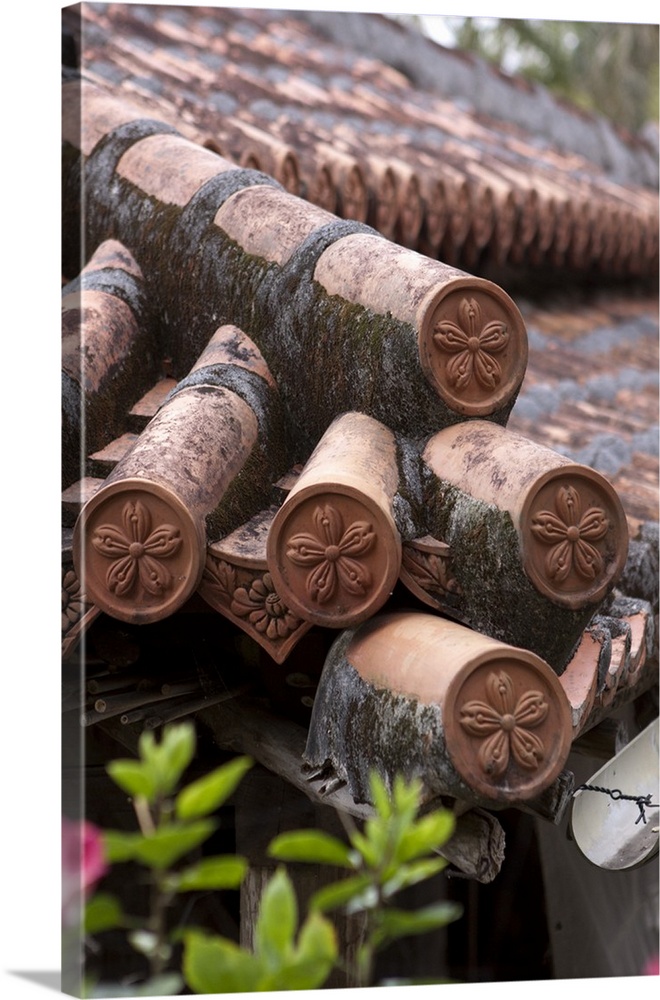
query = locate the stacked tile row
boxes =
[65,2,659,279]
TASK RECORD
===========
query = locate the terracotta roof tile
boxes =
[64,3,658,281]
[62,4,657,825]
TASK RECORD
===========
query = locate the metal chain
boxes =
[576,784,659,825]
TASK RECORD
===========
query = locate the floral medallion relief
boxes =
[434,297,508,393]
[200,553,311,664]
[421,287,527,416]
[62,566,85,636]
[285,504,376,607]
[61,561,101,659]
[444,656,572,802]
[76,485,204,623]
[458,670,548,777]
[522,475,626,609]
[268,496,400,628]
[399,536,462,611]
[91,499,182,599]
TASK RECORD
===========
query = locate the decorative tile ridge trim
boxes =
[73,321,286,624]
[199,507,313,663]
[267,412,402,629]
[424,422,630,615]
[313,234,528,419]
[229,118,301,195]
[399,535,462,611]
[308,611,573,808]
[61,239,155,492]
[61,558,101,661]
[559,598,656,737]
[61,238,145,313]
[61,78,182,158]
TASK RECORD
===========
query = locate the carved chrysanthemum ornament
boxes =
[231,571,302,640]
[62,568,84,633]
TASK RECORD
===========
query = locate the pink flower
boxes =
[643,954,659,976]
[62,818,108,928]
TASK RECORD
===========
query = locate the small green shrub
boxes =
[80,721,461,994]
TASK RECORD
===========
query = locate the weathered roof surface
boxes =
[62,2,659,528]
[63,3,659,282]
[61,3,658,854]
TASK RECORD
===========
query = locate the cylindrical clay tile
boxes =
[267,412,402,629]
[304,611,573,809]
[63,86,527,455]
[364,156,399,241]
[73,325,286,624]
[61,239,157,490]
[421,421,629,671]
[314,234,528,421]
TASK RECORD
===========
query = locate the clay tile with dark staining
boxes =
[62,4,658,843]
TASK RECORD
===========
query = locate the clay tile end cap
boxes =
[444,649,573,804]
[73,479,206,624]
[267,487,402,630]
[417,278,528,417]
[520,465,629,610]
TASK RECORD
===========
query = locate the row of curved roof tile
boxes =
[66,3,659,280]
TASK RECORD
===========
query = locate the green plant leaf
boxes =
[270,911,337,991]
[268,829,355,868]
[397,809,456,863]
[369,771,392,818]
[84,893,124,935]
[254,867,297,965]
[102,829,144,863]
[392,773,423,821]
[136,724,197,799]
[296,910,338,964]
[310,873,374,913]
[348,826,380,868]
[169,855,248,892]
[175,756,252,821]
[159,723,196,793]
[133,820,216,870]
[106,760,155,801]
[373,902,463,949]
[183,930,262,994]
[382,857,448,897]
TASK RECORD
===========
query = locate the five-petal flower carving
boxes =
[530,484,609,583]
[286,504,375,605]
[459,671,548,777]
[62,568,84,633]
[91,499,182,598]
[231,572,302,640]
[433,297,509,391]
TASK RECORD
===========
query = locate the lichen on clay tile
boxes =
[62,6,658,961]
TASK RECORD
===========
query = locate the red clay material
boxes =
[267,412,402,628]
[424,420,629,610]
[322,610,573,806]
[314,234,528,417]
